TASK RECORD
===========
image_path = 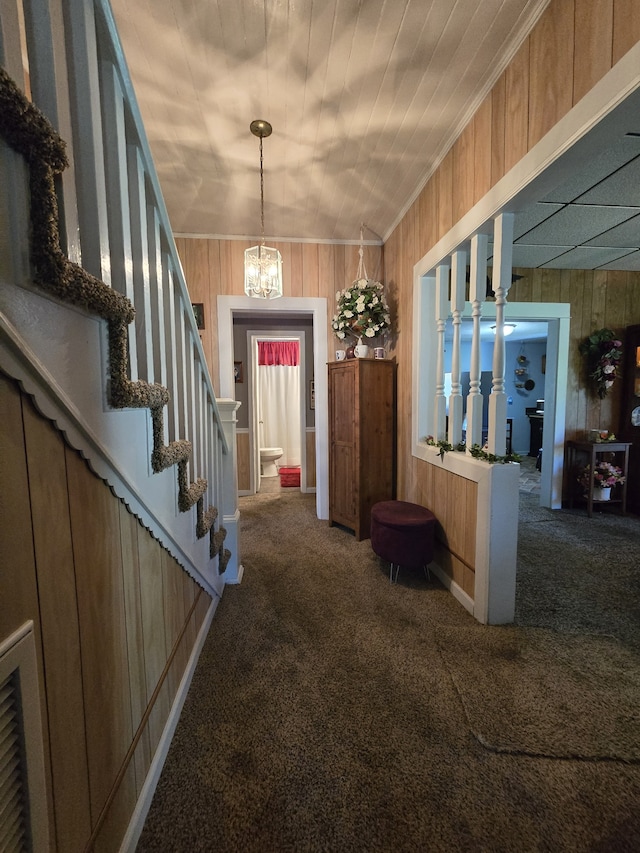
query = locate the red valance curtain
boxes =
[258,340,300,366]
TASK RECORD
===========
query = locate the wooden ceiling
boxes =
[109,0,550,244]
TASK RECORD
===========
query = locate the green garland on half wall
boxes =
[0,64,229,569]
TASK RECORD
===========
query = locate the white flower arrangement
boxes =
[332,278,391,342]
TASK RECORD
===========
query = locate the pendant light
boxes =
[244,120,283,299]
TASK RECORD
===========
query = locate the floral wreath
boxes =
[578,328,622,399]
[332,234,391,343]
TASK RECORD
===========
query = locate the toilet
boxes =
[260,447,283,477]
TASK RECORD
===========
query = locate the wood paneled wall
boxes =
[0,374,211,853]
[174,238,384,396]
[414,460,478,596]
[509,268,640,440]
[384,0,640,506]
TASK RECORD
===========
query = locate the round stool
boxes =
[370,500,436,583]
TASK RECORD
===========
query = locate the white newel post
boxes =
[217,399,244,584]
[434,263,449,440]
[448,250,466,447]
[466,234,487,450]
[487,213,514,456]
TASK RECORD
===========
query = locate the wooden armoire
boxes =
[328,358,396,540]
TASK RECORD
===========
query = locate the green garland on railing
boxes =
[0,64,224,553]
[424,436,520,464]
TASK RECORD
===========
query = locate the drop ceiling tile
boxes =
[541,136,640,203]
[540,246,636,269]
[510,245,573,267]
[513,203,563,240]
[583,212,640,247]
[576,154,640,206]
[517,205,638,246]
[597,249,640,270]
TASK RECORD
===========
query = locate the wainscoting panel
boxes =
[22,396,92,850]
[416,458,478,598]
[66,446,135,822]
[0,376,213,851]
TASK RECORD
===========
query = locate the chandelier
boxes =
[244,120,283,299]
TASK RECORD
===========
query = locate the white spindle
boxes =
[434,263,449,441]
[127,146,154,383]
[148,207,166,388]
[64,0,111,283]
[488,213,514,455]
[448,250,466,446]
[466,234,488,450]
[166,268,180,443]
[100,61,139,380]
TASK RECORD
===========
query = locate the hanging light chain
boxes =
[259,133,265,245]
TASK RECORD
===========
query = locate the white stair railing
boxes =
[0,0,238,591]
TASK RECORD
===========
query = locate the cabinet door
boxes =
[330,444,356,524]
[329,365,356,525]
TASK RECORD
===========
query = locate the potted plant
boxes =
[578,461,626,501]
[332,278,391,356]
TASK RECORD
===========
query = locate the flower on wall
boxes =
[332,278,391,342]
[578,328,623,399]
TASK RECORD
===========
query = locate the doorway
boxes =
[218,296,329,520]
[247,332,306,494]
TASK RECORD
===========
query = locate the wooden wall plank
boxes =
[302,243,319,298]
[574,0,614,103]
[490,72,506,185]
[0,380,55,844]
[66,447,134,823]
[436,150,454,240]
[528,0,575,148]
[23,399,92,852]
[92,762,137,853]
[163,549,187,700]
[504,39,530,174]
[137,528,170,753]
[417,175,438,260]
[473,96,492,204]
[288,242,304,298]
[613,0,640,63]
[453,122,474,225]
[0,376,40,640]
[119,505,151,795]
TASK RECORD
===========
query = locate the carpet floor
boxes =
[136,484,640,853]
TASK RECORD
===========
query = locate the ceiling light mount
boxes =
[491,323,516,337]
[245,119,282,299]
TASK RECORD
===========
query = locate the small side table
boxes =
[566,440,631,518]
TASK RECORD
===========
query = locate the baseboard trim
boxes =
[429,563,474,616]
[119,596,219,852]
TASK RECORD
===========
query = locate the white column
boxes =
[434,263,449,441]
[488,213,514,456]
[466,234,488,450]
[217,399,243,584]
[448,250,466,446]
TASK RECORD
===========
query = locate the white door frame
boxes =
[218,296,329,520]
[247,331,307,494]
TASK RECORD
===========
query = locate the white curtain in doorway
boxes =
[258,341,301,467]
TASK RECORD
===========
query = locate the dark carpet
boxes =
[136,484,640,853]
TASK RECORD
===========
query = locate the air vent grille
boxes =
[0,671,28,852]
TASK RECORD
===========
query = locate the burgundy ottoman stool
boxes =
[370,500,436,583]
